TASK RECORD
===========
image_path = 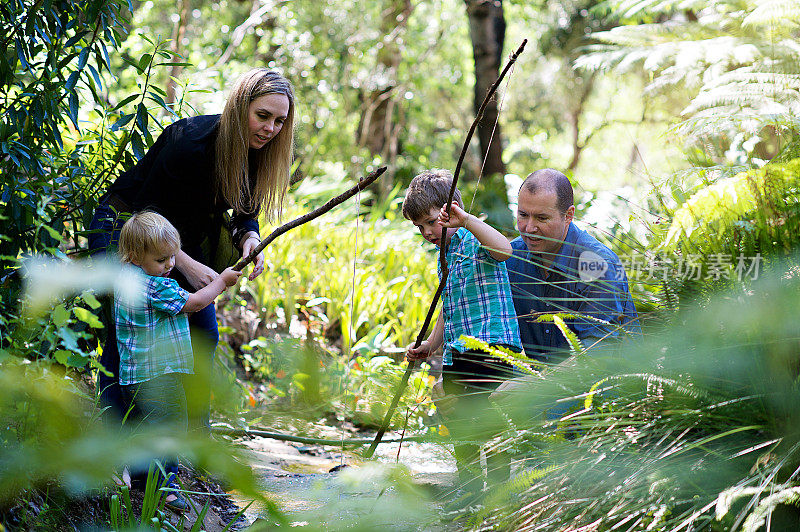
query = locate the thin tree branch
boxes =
[233,166,387,271]
[212,425,430,447]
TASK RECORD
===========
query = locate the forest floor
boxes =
[228,423,460,529]
[1,426,459,531]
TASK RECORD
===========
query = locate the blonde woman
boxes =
[89,69,295,428]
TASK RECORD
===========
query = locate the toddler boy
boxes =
[115,211,241,512]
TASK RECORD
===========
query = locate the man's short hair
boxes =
[402,169,463,221]
[520,168,574,214]
[118,211,181,264]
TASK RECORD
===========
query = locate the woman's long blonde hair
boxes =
[215,68,295,222]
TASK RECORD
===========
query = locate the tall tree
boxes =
[356,0,414,198]
[464,0,506,178]
[165,0,190,111]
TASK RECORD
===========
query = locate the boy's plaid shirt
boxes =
[115,267,193,385]
[439,228,521,365]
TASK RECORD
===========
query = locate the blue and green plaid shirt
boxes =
[115,266,193,385]
[439,228,521,365]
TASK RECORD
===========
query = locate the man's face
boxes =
[516,187,574,260]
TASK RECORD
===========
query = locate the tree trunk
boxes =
[165,0,190,112]
[464,0,506,178]
[566,69,597,172]
[356,0,413,200]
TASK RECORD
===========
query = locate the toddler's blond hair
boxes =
[118,211,181,264]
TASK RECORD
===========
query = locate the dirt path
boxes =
[230,431,460,529]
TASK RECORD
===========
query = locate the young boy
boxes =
[115,211,241,512]
[402,169,522,499]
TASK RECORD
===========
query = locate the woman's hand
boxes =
[241,232,265,281]
[176,249,218,290]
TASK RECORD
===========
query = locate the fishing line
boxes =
[468,59,517,216]
[339,186,363,467]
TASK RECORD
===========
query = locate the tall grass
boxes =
[468,263,800,530]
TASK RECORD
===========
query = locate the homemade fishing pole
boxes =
[363,39,527,459]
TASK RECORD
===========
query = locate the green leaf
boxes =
[53,304,70,327]
[54,349,72,365]
[135,103,148,133]
[154,61,191,68]
[66,352,89,368]
[42,225,63,242]
[77,46,89,69]
[64,31,87,49]
[73,307,104,329]
[67,90,79,129]
[146,90,168,109]
[80,291,102,309]
[112,93,139,111]
[111,113,135,131]
[58,327,80,351]
[138,53,152,72]
[120,54,140,71]
[65,70,80,91]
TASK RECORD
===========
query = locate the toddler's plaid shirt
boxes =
[115,267,192,385]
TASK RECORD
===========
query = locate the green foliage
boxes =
[0,1,198,378]
[659,158,800,256]
[231,335,435,432]
[469,265,800,530]
[109,467,215,531]
[460,335,542,375]
[246,183,437,355]
[0,360,273,513]
[7,0,800,529]
[577,0,800,165]
[1,0,127,271]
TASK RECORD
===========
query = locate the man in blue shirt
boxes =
[506,169,640,364]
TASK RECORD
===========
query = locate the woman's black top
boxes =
[108,114,260,266]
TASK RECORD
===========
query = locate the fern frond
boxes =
[584,377,611,409]
[553,315,585,356]
[744,0,800,27]
[594,372,714,401]
[661,158,800,252]
[715,485,764,520]
[471,464,563,527]
[741,485,800,531]
[459,335,543,375]
[532,312,613,327]
[684,77,800,115]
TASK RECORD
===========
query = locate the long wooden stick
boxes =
[232,166,387,271]
[363,40,527,459]
[211,425,430,447]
